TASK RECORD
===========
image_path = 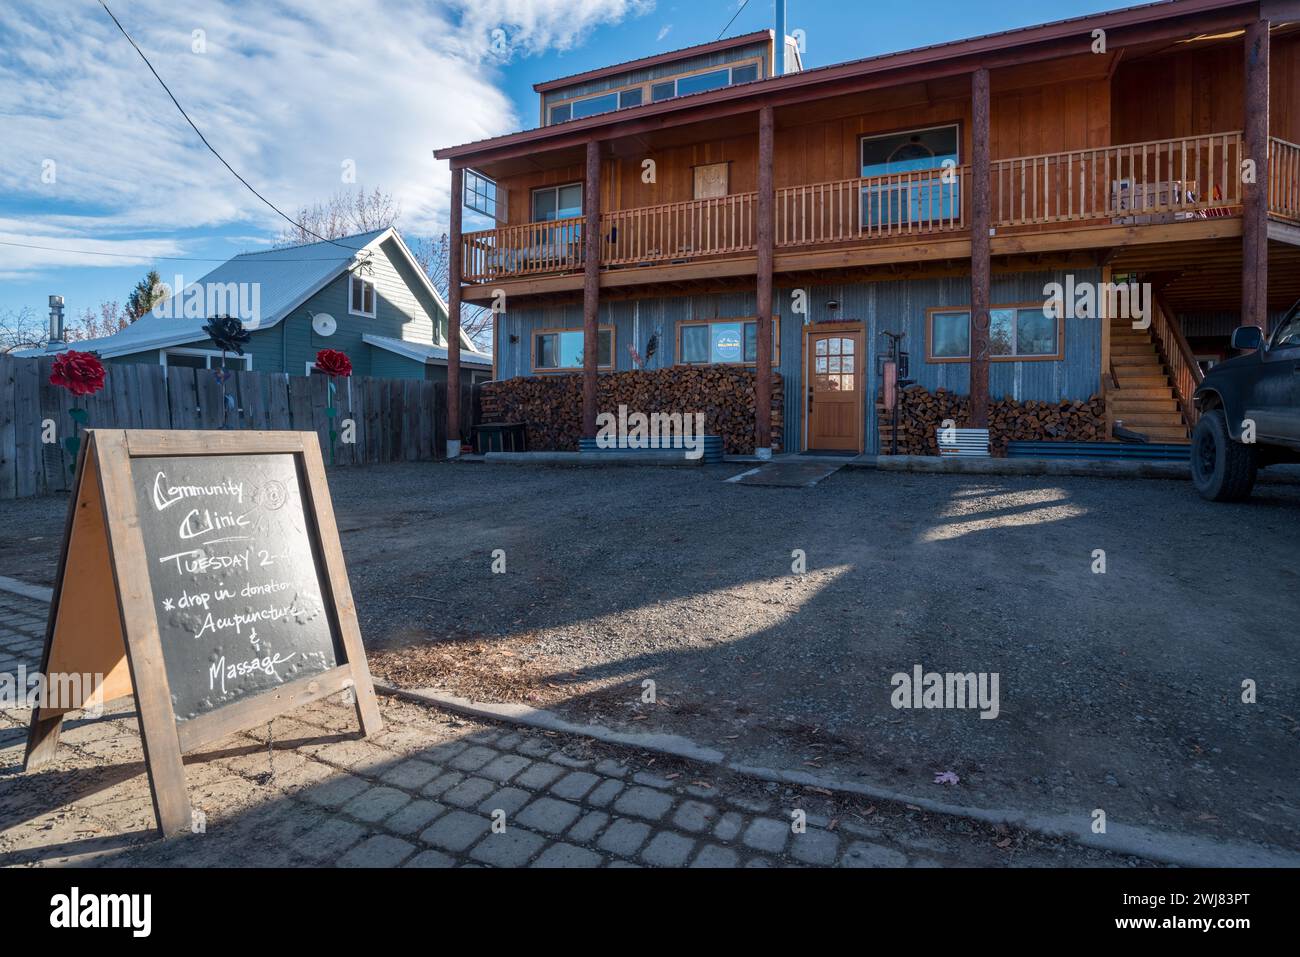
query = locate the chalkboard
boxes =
[26,430,381,838]
[130,453,342,721]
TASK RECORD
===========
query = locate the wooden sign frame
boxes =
[23,429,382,837]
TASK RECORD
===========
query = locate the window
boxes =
[1271,308,1300,350]
[349,273,376,317]
[464,170,503,222]
[860,124,961,227]
[678,318,779,366]
[161,348,252,371]
[533,327,615,371]
[549,87,647,125]
[648,61,763,104]
[571,92,618,119]
[925,306,1063,362]
[531,183,583,222]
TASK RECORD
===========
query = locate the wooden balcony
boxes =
[460,132,1277,286]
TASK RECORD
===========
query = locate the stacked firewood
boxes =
[481,367,783,454]
[877,385,1106,456]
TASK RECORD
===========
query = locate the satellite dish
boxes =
[311,313,337,337]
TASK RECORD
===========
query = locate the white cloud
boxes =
[0,0,653,275]
[657,24,673,41]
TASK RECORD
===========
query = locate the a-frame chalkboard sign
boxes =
[24,429,382,837]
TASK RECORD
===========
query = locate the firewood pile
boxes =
[877,385,1106,456]
[481,367,783,454]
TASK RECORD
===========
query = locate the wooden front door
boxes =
[805,325,863,452]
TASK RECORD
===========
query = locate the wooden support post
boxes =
[582,140,602,439]
[1243,19,1270,334]
[969,68,991,428]
[447,166,463,456]
[755,105,775,457]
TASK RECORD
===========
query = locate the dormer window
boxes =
[349,273,376,317]
[546,58,762,125]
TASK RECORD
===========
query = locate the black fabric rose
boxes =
[203,315,251,355]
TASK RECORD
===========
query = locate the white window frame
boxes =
[349,272,377,318]
[160,347,252,372]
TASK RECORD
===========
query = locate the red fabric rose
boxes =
[314,348,352,377]
[49,350,106,397]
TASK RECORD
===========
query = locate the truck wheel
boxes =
[1191,409,1257,501]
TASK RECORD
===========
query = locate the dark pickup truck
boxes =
[1191,300,1300,501]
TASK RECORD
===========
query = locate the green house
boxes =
[40,228,491,384]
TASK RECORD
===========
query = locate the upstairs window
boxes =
[549,87,646,124]
[349,273,376,317]
[678,317,779,366]
[531,183,583,222]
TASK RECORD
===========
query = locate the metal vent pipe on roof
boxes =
[775,0,787,75]
[48,295,64,345]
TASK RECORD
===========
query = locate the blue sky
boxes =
[0,0,1128,326]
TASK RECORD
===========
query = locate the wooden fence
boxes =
[0,354,476,499]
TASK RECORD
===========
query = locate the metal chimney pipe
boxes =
[774,0,786,75]
[48,295,64,345]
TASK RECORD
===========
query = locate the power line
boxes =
[717,0,753,40]
[0,238,354,263]
[96,1,355,253]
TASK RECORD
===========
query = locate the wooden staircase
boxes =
[1108,317,1192,444]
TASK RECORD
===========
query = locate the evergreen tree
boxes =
[125,269,166,321]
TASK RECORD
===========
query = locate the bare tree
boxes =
[278,188,493,352]
[69,301,130,342]
[275,187,402,246]
[411,233,492,350]
[0,306,45,354]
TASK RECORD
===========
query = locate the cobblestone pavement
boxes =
[0,589,1146,868]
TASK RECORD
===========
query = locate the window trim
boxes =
[530,182,585,223]
[859,122,963,177]
[675,316,780,367]
[531,325,616,373]
[545,56,765,125]
[925,304,1065,363]
[348,272,377,318]
[160,347,253,371]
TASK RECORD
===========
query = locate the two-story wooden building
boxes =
[436,0,1300,456]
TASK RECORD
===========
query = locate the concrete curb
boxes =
[0,576,53,603]
[485,450,705,467]
[378,682,1300,869]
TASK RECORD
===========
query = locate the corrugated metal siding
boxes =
[543,41,770,110]
[496,268,1103,454]
[1179,310,1288,338]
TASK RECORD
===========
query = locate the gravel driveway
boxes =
[2,460,1296,858]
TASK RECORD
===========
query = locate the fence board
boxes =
[0,358,457,498]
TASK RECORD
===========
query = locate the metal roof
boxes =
[36,227,474,359]
[435,0,1255,161]
[363,333,493,368]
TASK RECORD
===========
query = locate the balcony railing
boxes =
[1271,136,1300,223]
[461,132,1281,284]
[992,132,1243,225]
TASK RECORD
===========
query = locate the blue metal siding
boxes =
[495,268,1103,454]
